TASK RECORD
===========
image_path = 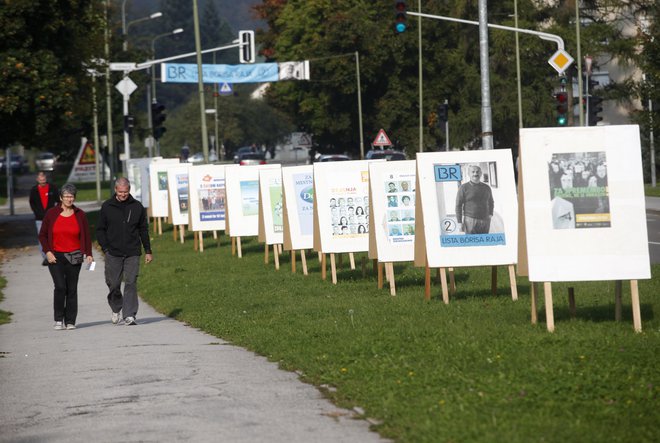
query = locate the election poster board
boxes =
[258,166,284,245]
[148,158,180,218]
[282,165,314,251]
[224,164,279,237]
[187,164,226,232]
[166,163,191,226]
[369,160,417,263]
[313,160,374,254]
[127,157,158,207]
[415,150,518,268]
[519,125,650,282]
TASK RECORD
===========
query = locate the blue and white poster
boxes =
[293,172,314,236]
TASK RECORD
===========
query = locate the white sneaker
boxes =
[124,316,137,326]
[111,312,120,324]
[54,321,64,330]
[66,324,76,330]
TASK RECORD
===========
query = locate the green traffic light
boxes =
[557,115,567,126]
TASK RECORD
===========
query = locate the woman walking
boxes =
[39,183,94,330]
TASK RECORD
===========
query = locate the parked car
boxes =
[365,149,407,161]
[316,154,351,162]
[35,152,57,171]
[187,152,205,164]
[0,154,28,174]
[232,146,256,162]
[236,152,267,166]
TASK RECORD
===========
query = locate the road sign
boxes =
[109,62,137,72]
[219,82,233,95]
[548,49,574,75]
[115,77,137,97]
[372,128,392,147]
[292,132,312,147]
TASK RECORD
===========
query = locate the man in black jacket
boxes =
[29,171,59,265]
[97,177,153,325]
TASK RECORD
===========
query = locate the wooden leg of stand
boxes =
[237,237,242,258]
[630,280,642,332]
[301,250,308,275]
[172,224,177,241]
[448,267,456,295]
[544,282,555,332]
[152,217,157,234]
[264,243,269,264]
[318,251,322,263]
[384,262,390,283]
[200,232,205,252]
[568,287,576,318]
[349,253,355,270]
[213,230,217,239]
[530,282,538,325]
[614,280,622,322]
[424,263,431,301]
[330,253,337,285]
[377,263,384,289]
[231,237,236,256]
[440,268,449,304]
[508,265,518,301]
[291,250,296,273]
[193,231,199,251]
[491,266,498,296]
[274,245,280,270]
[388,263,396,296]
[321,253,327,280]
[158,217,162,235]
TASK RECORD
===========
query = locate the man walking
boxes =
[29,171,59,265]
[455,165,494,234]
[97,178,152,325]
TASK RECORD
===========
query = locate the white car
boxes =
[35,152,57,171]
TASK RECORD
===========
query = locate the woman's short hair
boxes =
[60,183,77,197]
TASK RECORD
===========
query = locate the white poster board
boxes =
[369,160,416,263]
[148,158,180,218]
[187,164,226,232]
[225,164,279,237]
[258,166,284,245]
[313,160,374,253]
[519,125,650,282]
[166,163,191,226]
[415,150,518,268]
[282,165,314,251]
[127,157,159,207]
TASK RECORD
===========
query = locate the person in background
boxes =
[39,183,94,330]
[29,171,59,265]
[97,178,153,326]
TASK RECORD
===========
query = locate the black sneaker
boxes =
[124,316,137,326]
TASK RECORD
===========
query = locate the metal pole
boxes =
[514,0,523,128]
[444,98,449,151]
[192,0,209,163]
[478,0,494,150]
[650,96,657,187]
[6,147,14,216]
[585,69,590,126]
[146,77,153,157]
[213,53,220,161]
[121,0,128,51]
[418,0,423,152]
[356,51,364,159]
[92,74,101,203]
[575,0,584,126]
[123,88,130,164]
[105,0,115,183]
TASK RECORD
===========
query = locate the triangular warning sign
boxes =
[372,128,392,146]
[219,82,233,95]
[297,133,312,147]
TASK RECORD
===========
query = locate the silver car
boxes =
[35,152,57,171]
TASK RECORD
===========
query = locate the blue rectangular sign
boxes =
[162,63,279,84]
[434,164,462,182]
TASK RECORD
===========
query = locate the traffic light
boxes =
[555,75,568,126]
[238,30,255,63]
[395,1,407,33]
[151,102,167,140]
[438,103,449,123]
[587,95,603,126]
[123,115,134,135]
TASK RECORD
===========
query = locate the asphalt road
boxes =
[647,209,660,264]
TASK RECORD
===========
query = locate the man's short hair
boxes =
[115,177,131,189]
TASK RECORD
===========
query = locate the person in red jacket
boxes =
[39,183,94,331]
[29,171,59,265]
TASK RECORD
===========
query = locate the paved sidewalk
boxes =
[0,229,386,442]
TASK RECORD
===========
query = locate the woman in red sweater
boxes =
[39,183,94,330]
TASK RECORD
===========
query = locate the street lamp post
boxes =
[151,28,184,102]
[122,2,162,51]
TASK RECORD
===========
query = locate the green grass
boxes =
[646,184,660,198]
[0,275,12,325]
[138,230,660,443]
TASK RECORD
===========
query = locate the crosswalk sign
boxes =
[219,82,233,95]
[372,128,392,146]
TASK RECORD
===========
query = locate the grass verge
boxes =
[139,229,660,442]
[0,275,12,325]
[646,184,660,198]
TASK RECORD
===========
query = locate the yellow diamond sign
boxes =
[548,49,574,74]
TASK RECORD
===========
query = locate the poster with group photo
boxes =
[148,158,180,218]
[281,165,314,251]
[224,164,279,237]
[415,150,518,268]
[313,160,375,253]
[520,125,650,282]
[187,164,226,232]
[369,160,416,262]
[258,166,284,245]
[166,163,191,226]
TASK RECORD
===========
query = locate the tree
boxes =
[0,0,104,152]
